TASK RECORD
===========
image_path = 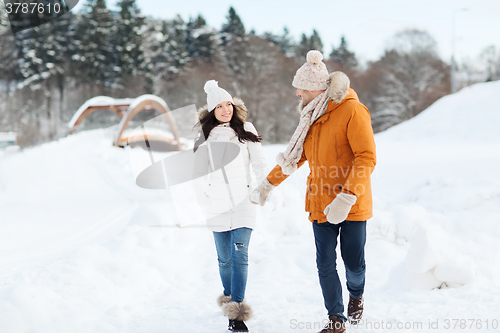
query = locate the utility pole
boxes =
[451,8,467,93]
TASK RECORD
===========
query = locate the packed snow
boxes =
[1,81,499,332]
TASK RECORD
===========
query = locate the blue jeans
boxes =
[312,220,366,322]
[213,227,252,303]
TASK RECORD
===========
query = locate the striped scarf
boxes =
[276,92,330,175]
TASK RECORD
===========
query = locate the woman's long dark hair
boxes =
[193,103,261,152]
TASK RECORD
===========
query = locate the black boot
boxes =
[230,319,249,332]
[223,301,252,332]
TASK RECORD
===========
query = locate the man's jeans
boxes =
[312,220,366,322]
[213,227,252,303]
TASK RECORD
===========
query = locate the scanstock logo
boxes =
[128,104,242,229]
[0,0,79,35]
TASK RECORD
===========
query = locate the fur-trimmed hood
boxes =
[326,71,351,104]
[197,97,248,121]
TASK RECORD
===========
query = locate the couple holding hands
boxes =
[193,50,376,333]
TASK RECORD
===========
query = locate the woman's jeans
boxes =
[213,227,252,303]
[312,220,366,322]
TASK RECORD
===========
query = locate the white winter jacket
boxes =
[194,101,268,232]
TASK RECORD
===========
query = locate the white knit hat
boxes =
[204,80,234,112]
[292,50,329,91]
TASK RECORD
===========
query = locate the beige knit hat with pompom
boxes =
[292,50,329,91]
[204,80,234,112]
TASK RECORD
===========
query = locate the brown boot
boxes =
[318,315,346,333]
[348,294,364,324]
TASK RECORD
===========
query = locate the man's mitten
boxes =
[323,192,357,224]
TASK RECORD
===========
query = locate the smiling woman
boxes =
[191,79,268,333]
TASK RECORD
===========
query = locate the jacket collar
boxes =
[316,88,359,124]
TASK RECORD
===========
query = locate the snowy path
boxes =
[0,130,141,276]
[1,81,500,332]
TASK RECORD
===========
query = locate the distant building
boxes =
[0,132,18,149]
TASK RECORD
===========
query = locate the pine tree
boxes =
[310,29,323,53]
[329,36,358,69]
[0,0,10,36]
[221,6,245,39]
[164,15,189,74]
[14,12,76,138]
[219,6,249,89]
[295,33,310,60]
[0,33,21,132]
[74,0,117,87]
[15,16,71,83]
[264,27,295,57]
[278,27,295,57]
[142,16,189,94]
[16,29,41,81]
[46,12,77,134]
[116,0,145,77]
[140,18,164,94]
[0,35,20,87]
[185,15,217,62]
[295,29,323,59]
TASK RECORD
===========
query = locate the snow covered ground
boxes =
[1,81,499,332]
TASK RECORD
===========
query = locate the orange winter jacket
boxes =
[267,87,376,223]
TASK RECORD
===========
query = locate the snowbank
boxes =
[371,81,500,296]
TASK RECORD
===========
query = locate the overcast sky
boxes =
[75,0,500,66]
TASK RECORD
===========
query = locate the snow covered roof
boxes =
[67,94,179,149]
[68,96,135,129]
[68,95,170,130]
[114,95,171,143]
[127,94,169,112]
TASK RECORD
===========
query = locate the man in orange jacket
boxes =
[252,50,376,333]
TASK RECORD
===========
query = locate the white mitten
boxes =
[250,179,276,206]
[323,192,357,224]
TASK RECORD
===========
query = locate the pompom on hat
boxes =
[292,50,330,91]
[204,80,234,112]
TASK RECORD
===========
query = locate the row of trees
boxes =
[0,1,486,146]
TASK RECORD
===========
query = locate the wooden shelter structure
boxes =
[68,95,182,151]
